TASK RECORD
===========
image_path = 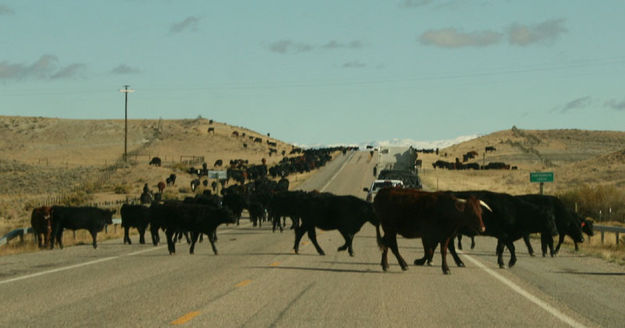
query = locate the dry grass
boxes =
[0,226,127,256]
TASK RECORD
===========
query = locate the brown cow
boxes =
[374,188,489,274]
[157,181,166,193]
[31,206,52,248]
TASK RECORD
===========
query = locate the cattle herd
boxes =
[28,148,594,276]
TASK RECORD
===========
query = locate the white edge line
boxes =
[460,251,588,328]
[0,245,166,286]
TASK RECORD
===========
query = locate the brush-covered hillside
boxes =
[0,116,303,233]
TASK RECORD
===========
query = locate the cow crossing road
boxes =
[0,150,624,327]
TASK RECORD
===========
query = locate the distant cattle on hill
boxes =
[149,157,161,167]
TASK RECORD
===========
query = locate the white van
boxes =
[363,179,404,202]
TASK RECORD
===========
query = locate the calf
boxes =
[31,206,52,248]
[49,206,115,249]
[374,188,488,274]
[120,204,154,245]
[293,192,377,257]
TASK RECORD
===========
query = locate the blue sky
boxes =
[1,1,624,146]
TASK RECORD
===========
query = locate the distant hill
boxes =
[417,126,625,195]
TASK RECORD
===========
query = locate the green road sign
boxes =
[530,172,554,183]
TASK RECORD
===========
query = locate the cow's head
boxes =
[581,217,594,237]
[455,196,488,234]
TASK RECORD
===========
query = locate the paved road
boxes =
[1,150,624,327]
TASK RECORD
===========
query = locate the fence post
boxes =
[617,232,620,246]
[601,230,605,244]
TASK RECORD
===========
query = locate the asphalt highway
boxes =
[1,150,624,327]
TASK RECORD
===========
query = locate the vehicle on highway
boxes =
[363,179,404,202]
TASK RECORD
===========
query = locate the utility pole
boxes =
[120,85,135,161]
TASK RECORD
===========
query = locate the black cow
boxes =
[49,206,115,249]
[267,190,306,232]
[120,204,154,245]
[453,190,558,268]
[214,159,223,167]
[149,157,162,167]
[149,201,235,255]
[293,193,377,257]
[190,178,201,192]
[166,174,176,186]
[518,194,584,257]
[31,206,52,248]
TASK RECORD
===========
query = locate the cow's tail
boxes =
[375,223,384,251]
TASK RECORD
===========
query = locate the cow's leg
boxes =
[150,227,159,246]
[307,228,325,256]
[337,230,355,256]
[522,234,535,257]
[448,238,465,267]
[293,226,306,254]
[540,233,554,257]
[208,229,218,255]
[554,234,565,254]
[56,228,64,249]
[470,236,476,249]
[139,227,146,244]
[440,238,451,274]
[165,229,176,255]
[496,239,505,268]
[414,239,432,266]
[123,226,131,245]
[506,240,517,268]
[457,235,463,250]
[184,232,191,244]
[574,241,580,251]
[189,232,199,254]
[385,233,407,270]
[90,230,98,249]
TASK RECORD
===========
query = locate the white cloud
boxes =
[557,96,592,113]
[419,28,502,48]
[399,0,432,8]
[508,19,567,46]
[0,55,86,80]
[170,16,200,34]
[605,98,625,111]
[0,4,14,15]
[111,64,141,75]
[268,40,363,54]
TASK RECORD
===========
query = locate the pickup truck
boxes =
[363,179,404,202]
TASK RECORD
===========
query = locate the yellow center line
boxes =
[235,279,252,287]
[270,262,280,266]
[171,311,200,325]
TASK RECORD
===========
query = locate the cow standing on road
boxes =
[293,193,377,257]
[49,206,115,249]
[121,204,154,245]
[374,188,489,274]
[149,201,236,255]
